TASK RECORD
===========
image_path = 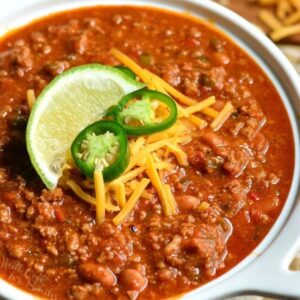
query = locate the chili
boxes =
[0,5,294,300]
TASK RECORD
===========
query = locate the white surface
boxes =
[0,1,299,300]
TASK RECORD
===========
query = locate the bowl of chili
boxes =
[0,0,299,300]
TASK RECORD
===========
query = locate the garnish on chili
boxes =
[115,65,136,79]
[71,120,129,181]
[115,89,177,136]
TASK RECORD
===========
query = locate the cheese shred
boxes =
[211,102,234,131]
[111,48,149,83]
[66,180,96,205]
[146,153,172,216]
[94,170,106,224]
[67,180,119,211]
[105,192,120,212]
[113,166,146,184]
[166,142,189,166]
[164,184,178,215]
[27,89,36,110]
[111,48,198,106]
[113,178,150,225]
[202,107,219,119]
[184,96,216,116]
[113,183,126,208]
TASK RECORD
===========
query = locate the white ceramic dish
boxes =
[0,1,299,299]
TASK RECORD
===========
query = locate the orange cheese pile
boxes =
[66,49,235,225]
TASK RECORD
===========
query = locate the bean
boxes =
[120,268,147,291]
[78,262,116,288]
[177,195,200,212]
[212,52,230,65]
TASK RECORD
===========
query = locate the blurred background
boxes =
[214,0,300,74]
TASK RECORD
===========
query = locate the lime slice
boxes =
[26,64,145,189]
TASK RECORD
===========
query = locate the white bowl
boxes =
[0,1,299,299]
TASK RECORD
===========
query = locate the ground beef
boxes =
[40,188,64,202]
[70,284,103,300]
[42,60,70,76]
[6,243,29,259]
[11,43,33,69]
[0,203,11,223]
[65,230,80,253]
[219,145,252,177]
[33,225,58,239]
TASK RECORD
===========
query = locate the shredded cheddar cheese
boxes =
[202,107,219,119]
[147,132,169,144]
[105,192,120,212]
[111,48,149,83]
[113,178,150,225]
[166,143,189,166]
[188,114,208,128]
[111,48,196,106]
[94,170,106,224]
[66,180,96,205]
[211,102,234,131]
[65,49,236,225]
[112,183,126,208]
[113,166,146,184]
[184,96,216,116]
[27,89,36,110]
[67,180,119,211]
[164,184,178,215]
[146,153,172,216]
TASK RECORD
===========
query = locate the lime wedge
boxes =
[26,64,144,189]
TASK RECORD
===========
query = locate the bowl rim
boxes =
[0,0,299,299]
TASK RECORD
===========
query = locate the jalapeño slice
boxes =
[115,89,177,136]
[71,121,129,181]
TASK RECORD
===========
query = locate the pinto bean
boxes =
[212,52,230,65]
[201,132,228,150]
[177,195,200,212]
[78,262,116,288]
[120,268,147,291]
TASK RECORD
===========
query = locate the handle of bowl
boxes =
[184,201,300,300]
